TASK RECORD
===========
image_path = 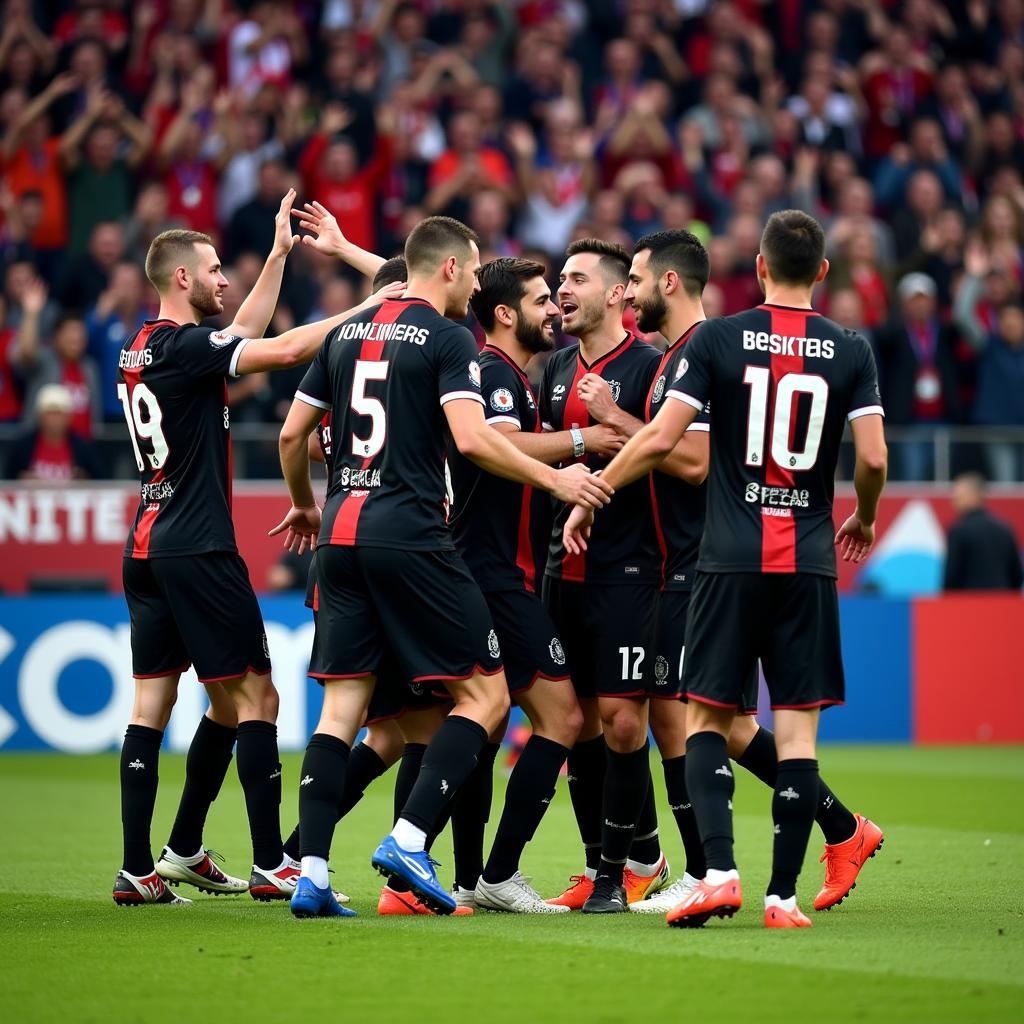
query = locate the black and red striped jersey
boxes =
[448,344,551,592]
[646,323,709,591]
[539,333,662,584]
[295,297,484,550]
[666,303,883,577]
[117,319,251,559]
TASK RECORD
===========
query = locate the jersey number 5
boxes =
[350,360,389,458]
[117,381,169,471]
[742,367,828,471]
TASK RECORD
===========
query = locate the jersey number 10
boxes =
[118,382,169,471]
[742,367,828,471]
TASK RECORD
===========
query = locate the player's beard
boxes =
[563,296,603,339]
[634,286,669,334]
[189,279,222,318]
[516,315,555,354]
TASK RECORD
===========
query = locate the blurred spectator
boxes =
[59,87,151,254]
[943,473,1024,591]
[5,383,100,480]
[0,282,44,423]
[123,182,185,266]
[59,220,126,311]
[4,260,59,337]
[874,273,965,480]
[828,229,890,330]
[217,111,286,228]
[224,158,290,264]
[228,3,307,97]
[424,109,513,220]
[267,546,313,592]
[23,314,100,438]
[85,262,150,422]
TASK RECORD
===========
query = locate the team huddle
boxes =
[112,190,888,929]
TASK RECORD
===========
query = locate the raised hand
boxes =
[562,502,596,556]
[272,188,300,258]
[21,277,47,316]
[550,463,614,510]
[268,504,322,555]
[834,513,875,563]
[360,280,407,309]
[293,200,348,258]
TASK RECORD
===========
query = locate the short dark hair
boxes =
[759,210,826,286]
[145,229,214,291]
[404,216,479,276]
[372,255,407,289]
[564,238,630,286]
[471,257,547,331]
[634,230,709,298]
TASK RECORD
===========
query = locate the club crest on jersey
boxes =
[607,379,622,403]
[654,655,670,685]
[549,637,566,666]
[653,375,667,403]
[208,331,240,349]
[489,388,515,413]
[487,629,501,659]
[469,361,482,387]
[674,358,689,381]
[525,392,536,410]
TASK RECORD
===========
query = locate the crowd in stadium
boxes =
[1,0,1023,481]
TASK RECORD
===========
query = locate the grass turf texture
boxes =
[1,745,1021,1024]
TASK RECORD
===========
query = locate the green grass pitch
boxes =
[2,745,1021,1023]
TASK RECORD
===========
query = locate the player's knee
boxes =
[365,721,405,765]
[602,706,645,752]
[726,715,760,758]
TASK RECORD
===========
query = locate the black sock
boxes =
[297,733,350,860]
[816,779,858,845]
[236,720,284,870]
[736,725,778,787]
[685,731,735,872]
[120,724,163,875]
[400,716,488,832]
[567,734,606,871]
[166,716,236,856]
[597,742,651,884]
[629,771,661,865]
[388,743,427,893]
[483,735,569,884]
[282,742,389,861]
[663,754,706,878]
[738,727,856,845]
[450,741,499,890]
[768,758,819,899]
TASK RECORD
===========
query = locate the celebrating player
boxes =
[619,230,884,915]
[113,190,403,906]
[275,216,613,918]
[534,240,674,913]
[564,211,887,928]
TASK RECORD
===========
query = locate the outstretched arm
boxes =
[835,414,887,563]
[291,201,387,280]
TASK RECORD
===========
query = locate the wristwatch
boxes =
[570,427,586,459]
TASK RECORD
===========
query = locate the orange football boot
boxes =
[765,901,812,928]
[814,814,884,911]
[378,885,473,916]
[666,873,742,928]
[545,874,594,910]
[623,853,671,905]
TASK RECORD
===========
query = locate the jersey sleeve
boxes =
[846,332,885,421]
[482,360,524,428]
[665,321,714,411]
[295,333,333,410]
[538,355,556,431]
[686,400,711,433]
[172,325,252,379]
[436,324,485,408]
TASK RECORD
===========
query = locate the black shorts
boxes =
[123,553,271,684]
[683,572,844,712]
[364,656,452,725]
[654,589,758,712]
[542,578,658,699]
[484,587,571,696]
[309,545,503,685]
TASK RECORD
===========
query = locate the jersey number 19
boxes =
[118,381,169,471]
